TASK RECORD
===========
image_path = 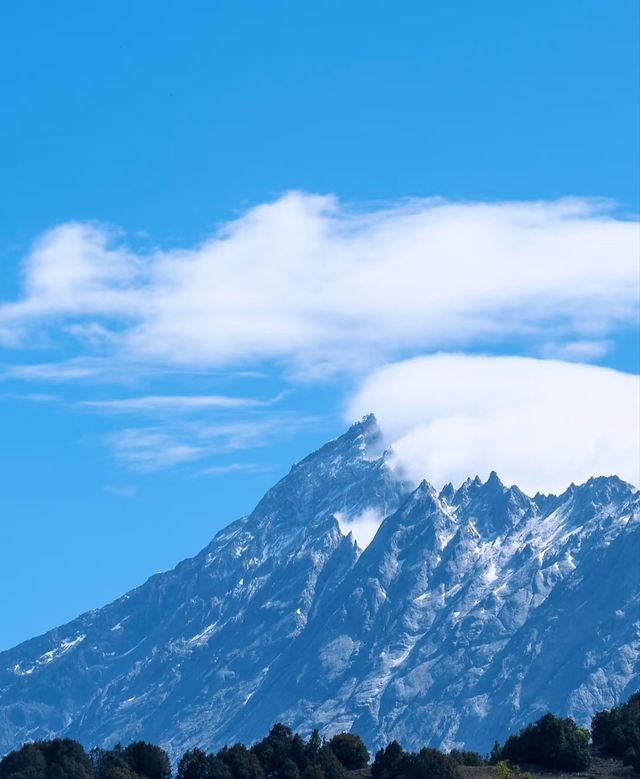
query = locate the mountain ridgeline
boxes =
[0,415,638,758]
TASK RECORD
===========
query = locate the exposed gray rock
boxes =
[0,416,638,758]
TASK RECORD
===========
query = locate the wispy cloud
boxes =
[536,339,613,362]
[0,360,105,382]
[2,195,636,485]
[0,391,59,403]
[105,413,317,472]
[200,463,275,476]
[106,428,207,472]
[79,392,285,414]
[195,415,319,451]
[0,357,268,385]
[0,194,636,379]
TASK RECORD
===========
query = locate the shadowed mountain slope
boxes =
[1,417,638,757]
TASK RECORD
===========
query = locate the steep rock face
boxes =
[0,417,638,757]
[0,416,409,755]
[235,470,639,754]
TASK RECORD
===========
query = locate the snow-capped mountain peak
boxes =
[0,419,637,758]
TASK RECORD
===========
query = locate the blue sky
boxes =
[0,0,638,650]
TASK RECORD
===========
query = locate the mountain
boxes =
[0,415,638,757]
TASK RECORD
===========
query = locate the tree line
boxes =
[1,692,638,779]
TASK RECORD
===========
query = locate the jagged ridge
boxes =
[0,415,638,758]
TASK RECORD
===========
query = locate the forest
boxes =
[0,693,638,779]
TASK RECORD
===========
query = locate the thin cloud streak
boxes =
[79,392,286,414]
[0,358,271,385]
[536,339,613,362]
[0,361,105,382]
[200,463,276,476]
[106,428,207,472]
[106,412,318,472]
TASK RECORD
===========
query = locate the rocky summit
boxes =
[1,415,638,758]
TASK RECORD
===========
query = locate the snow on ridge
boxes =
[12,633,86,676]
[186,623,219,647]
[40,633,86,662]
[0,421,637,760]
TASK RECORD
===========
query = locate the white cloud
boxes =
[0,194,637,377]
[347,354,640,495]
[194,414,319,451]
[0,360,105,382]
[3,195,636,485]
[107,428,206,471]
[0,392,59,403]
[200,463,275,476]
[536,339,612,362]
[335,508,385,550]
[0,358,269,385]
[79,392,284,414]
[105,413,317,472]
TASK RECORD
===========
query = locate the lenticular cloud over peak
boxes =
[347,354,640,495]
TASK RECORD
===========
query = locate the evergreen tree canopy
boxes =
[0,740,91,779]
[289,736,308,774]
[91,745,132,779]
[592,691,640,770]
[371,741,405,779]
[327,734,369,770]
[492,713,589,772]
[305,732,322,764]
[279,760,300,779]
[177,749,233,779]
[252,724,297,778]
[316,747,345,779]
[300,767,324,779]
[372,741,460,779]
[207,758,235,779]
[5,696,640,779]
[406,748,460,779]
[121,742,171,779]
[102,770,138,779]
[0,743,47,779]
[448,749,485,766]
[218,745,265,779]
